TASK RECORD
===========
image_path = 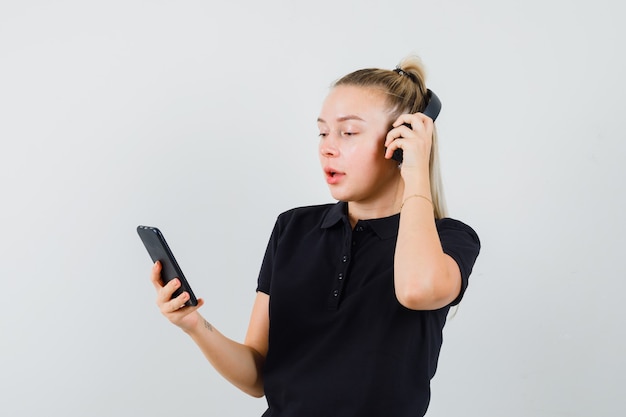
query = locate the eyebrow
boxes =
[317,115,365,124]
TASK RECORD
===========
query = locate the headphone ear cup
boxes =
[422,90,441,121]
[391,148,403,163]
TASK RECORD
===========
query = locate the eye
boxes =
[318,132,328,138]
[342,131,357,136]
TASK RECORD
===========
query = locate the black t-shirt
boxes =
[257,202,480,417]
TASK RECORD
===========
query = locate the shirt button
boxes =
[338,273,343,280]
[342,255,348,262]
[356,226,364,232]
[333,290,339,297]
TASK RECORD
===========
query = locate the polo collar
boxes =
[365,215,400,240]
[321,201,399,240]
[321,201,348,229]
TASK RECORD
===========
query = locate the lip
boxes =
[324,167,345,185]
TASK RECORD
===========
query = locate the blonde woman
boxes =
[151,55,481,417]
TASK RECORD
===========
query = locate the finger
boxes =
[409,113,434,135]
[160,288,187,314]
[393,113,432,130]
[179,297,205,312]
[169,292,189,312]
[394,114,434,149]
[156,277,181,305]
[167,291,197,313]
[385,124,412,148]
[384,137,404,160]
[150,261,164,290]
[392,113,419,128]
[166,298,205,321]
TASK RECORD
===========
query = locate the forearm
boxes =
[394,172,457,310]
[185,314,265,397]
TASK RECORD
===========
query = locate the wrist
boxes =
[400,194,433,211]
[181,311,205,336]
[400,162,429,178]
[401,167,430,190]
[402,180,431,200]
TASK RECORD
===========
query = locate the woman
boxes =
[151,55,480,416]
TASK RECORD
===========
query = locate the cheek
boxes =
[349,148,390,181]
[342,146,376,172]
[357,139,386,163]
[361,137,399,173]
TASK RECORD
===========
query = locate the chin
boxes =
[327,188,350,202]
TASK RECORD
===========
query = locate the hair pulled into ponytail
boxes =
[333,55,428,117]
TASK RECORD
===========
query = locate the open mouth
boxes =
[324,167,344,184]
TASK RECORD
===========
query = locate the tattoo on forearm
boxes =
[203,319,213,332]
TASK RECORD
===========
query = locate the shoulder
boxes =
[435,217,481,279]
[260,202,342,263]
[277,202,336,218]
[435,217,480,245]
[274,202,342,230]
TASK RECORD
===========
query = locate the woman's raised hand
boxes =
[384,113,434,173]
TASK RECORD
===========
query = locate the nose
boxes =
[319,134,339,158]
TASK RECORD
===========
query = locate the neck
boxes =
[347,180,405,228]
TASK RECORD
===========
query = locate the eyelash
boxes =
[318,131,356,138]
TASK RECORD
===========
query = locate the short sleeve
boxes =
[256,217,281,295]
[436,218,481,306]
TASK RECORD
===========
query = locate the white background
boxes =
[1,1,624,416]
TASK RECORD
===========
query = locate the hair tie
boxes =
[393,66,417,82]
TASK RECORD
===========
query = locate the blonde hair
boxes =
[332,56,448,219]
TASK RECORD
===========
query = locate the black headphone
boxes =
[421,89,441,121]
